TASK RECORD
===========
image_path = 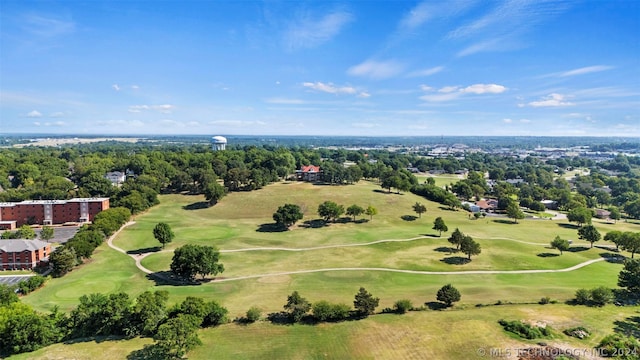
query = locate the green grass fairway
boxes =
[18,180,640,359]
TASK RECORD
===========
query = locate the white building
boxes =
[211,136,227,151]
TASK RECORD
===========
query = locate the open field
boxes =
[11,304,639,360]
[19,180,640,359]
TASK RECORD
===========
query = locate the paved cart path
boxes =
[106,221,609,281]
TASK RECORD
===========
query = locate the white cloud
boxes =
[302,82,357,95]
[131,85,140,90]
[460,84,507,94]
[33,122,41,126]
[347,60,404,79]
[27,110,42,118]
[285,10,353,50]
[519,119,531,123]
[22,14,75,37]
[503,118,513,123]
[128,104,175,113]
[438,86,459,93]
[358,92,371,98]
[112,84,121,91]
[49,112,65,118]
[420,83,507,102]
[408,66,444,77]
[561,65,613,77]
[399,0,476,30]
[527,93,575,107]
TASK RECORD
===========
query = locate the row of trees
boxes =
[0,289,228,358]
[271,202,379,230]
[49,207,131,277]
[277,285,462,324]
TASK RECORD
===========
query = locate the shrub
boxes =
[498,319,553,339]
[575,289,590,305]
[563,326,591,339]
[17,275,47,295]
[245,307,261,323]
[590,286,613,307]
[312,301,351,322]
[393,299,413,314]
[539,297,551,305]
[597,333,640,359]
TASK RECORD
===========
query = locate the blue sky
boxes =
[1,0,639,137]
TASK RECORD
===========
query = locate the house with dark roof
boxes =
[0,239,51,270]
[296,165,321,182]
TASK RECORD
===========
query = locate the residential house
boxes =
[296,165,321,182]
[476,199,498,212]
[105,171,126,185]
[0,239,51,270]
[595,209,611,219]
[541,200,558,210]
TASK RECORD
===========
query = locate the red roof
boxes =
[300,165,320,173]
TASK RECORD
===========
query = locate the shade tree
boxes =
[346,204,364,221]
[273,203,303,229]
[577,225,601,248]
[550,236,570,255]
[460,235,481,260]
[436,284,461,307]
[432,217,448,237]
[412,202,427,218]
[153,222,174,249]
[353,287,379,317]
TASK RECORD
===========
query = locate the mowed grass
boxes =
[18,179,640,359]
[13,304,638,360]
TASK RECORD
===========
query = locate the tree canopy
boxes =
[318,201,344,223]
[273,203,303,229]
[577,225,601,248]
[170,244,224,281]
[436,284,461,307]
[153,222,175,249]
[550,236,570,255]
[432,217,448,237]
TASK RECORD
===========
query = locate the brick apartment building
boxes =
[0,198,109,230]
[0,239,51,270]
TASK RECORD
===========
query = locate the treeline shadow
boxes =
[614,316,640,338]
[372,189,402,195]
[440,256,471,265]
[127,343,172,360]
[434,246,457,253]
[567,246,590,253]
[300,219,328,228]
[127,246,161,255]
[256,223,287,233]
[63,335,126,345]
[537,252,560,258]
[492,219,516,225]
[424,301,448,310]
[145,271,202,286]
[600,252,626,264]
[182,201,210,210]
[557,223,580,229]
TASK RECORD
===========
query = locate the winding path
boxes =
[106,222,609,282]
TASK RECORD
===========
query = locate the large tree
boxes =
[273,203,303,229]
[550,236,570,255]
[353,287,379,317]
[170,244,224,281]
[604,230,625,250]
[412,202,427,218]
[284,291,311,322]
[618,259,640,293]
[204,181,226,206]
[505,202,525,224]
[621,232,640,259]
[153,314,202,358]
[460,235,481,260]
[448,228,464,250]
[346,204,364,221]
[567,207,593,226]
[432,217,448,237]
[436,284,461,307]
[577,225,601,248]
[153,222,174,249]
[317,201,344,223]
[49,247,77,277]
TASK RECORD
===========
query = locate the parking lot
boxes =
[0,274,33,286]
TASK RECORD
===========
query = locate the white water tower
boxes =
[211,136,227,151]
